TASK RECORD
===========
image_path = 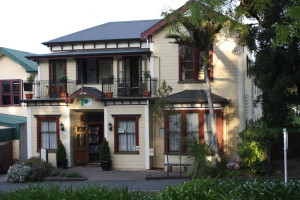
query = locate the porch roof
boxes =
[66,87,105,103]
[26,48,152,60]
[164,90,229,104]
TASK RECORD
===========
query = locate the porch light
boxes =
[60,122,65,131]
[108,123,112,131]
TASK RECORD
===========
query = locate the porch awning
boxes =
[26,48,152,60]
[66,87,105,103]
[164,90,229,104]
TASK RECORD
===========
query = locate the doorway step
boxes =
[84,162,101,167]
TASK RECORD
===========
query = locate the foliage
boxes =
[56,140,67,161]
[100,138,111,161]
[49,168,82,178]
[7,163,31,183]
[59,75,68,83]
[2,179,300,200]
[187,137,213,178]
[143,70,151,79]
[237,119,280,175]
[26,73,35,83]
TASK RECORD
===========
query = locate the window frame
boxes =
[36,115,60,152]
[49,60,67,84]
[164,110,223,154]
[112,115,140,154]
[178,44,213,82]
[0,79,21,107]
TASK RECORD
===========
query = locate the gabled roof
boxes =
[66,87,105,103]
[164,90,229,104]
[0,47,38,73]
[43,20,161,45]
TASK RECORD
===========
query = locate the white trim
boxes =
[150,56,155,77]
[145,100,150,169]
[104,106,108,139]
[27,107,32,158]
[171,107,223,111]
[65,107,71,167]
[237,46,245,131]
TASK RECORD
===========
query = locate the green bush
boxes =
[237,119,279,175]
[49,168,82,178]
[7,163,31,183]
[56,140,67,161]
[100,138,111,161]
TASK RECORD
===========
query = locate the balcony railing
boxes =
[22,80,77,99]
[22,78,157,100]
[102,78,157,98]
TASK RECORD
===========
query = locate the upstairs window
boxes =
[179,45,213,81]
[0,80,21,106]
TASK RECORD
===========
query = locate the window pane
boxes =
[181,46,194,80]
[13,82,20,93]
[2,82,10,93]
[118,120,136,151]
[41,120,57,150]
[13,96,20,104]
[86,60,97,83]
[99,59,113,79]
[204,113,217,151]
[2,96,10,105]
[169,114,181,151]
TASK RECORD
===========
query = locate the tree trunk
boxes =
[204,62,219,156]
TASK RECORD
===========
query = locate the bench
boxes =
[164,163,191,172]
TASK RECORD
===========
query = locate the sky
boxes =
[0,0,187,54]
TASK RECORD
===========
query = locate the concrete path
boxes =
[0,166,191,192]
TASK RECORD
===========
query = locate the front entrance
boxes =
[74,112,104,165]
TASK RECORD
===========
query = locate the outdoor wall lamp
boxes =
[60,122,65,131]
[108,123,112,131]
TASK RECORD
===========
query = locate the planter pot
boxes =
[25,94,33,99]
[143,91,151,97]
[57,159,68,169]
[101,160,112,171]
[106,92,113,98]
[60,92,68,98]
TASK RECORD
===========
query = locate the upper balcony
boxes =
[22,78,157,101]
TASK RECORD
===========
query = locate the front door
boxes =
[74,126,89,165]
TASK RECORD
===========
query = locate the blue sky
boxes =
[0,0,186,54]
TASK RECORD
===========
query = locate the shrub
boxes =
[56,140,67,161]
[100,138,111,161]
[7,164,31,183]
[49,168,83,178]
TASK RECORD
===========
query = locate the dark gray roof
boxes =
[83,87,105,98]
[27,48,151,59]
[164,90,229,104]
[43,20,160,45]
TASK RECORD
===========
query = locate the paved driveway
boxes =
[0,167,191,192]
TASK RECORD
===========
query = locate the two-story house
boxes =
[24,15,261,169]
[0,47,38,172]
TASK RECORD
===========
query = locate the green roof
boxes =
[0,47,38,72]
[0,113,27,124]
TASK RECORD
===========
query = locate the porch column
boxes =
[65,106,71,167]
[145,100,150,169]
[104,106,108,139]
[27,107,32,158]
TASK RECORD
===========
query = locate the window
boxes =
[0,80,21,106]
[36,116,60,151]
[113,115,140,153]
[179,45,213,81]
[50,60,66,83]
[77,59,113,84]
[165,110,223,153]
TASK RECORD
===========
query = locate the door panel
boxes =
[74,126,89,165]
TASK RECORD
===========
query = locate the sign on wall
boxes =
[81,98,92,106]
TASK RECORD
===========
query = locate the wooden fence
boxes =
[271,131,300,160]
[0,141,13,173]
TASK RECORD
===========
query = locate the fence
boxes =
[0,141,13,173]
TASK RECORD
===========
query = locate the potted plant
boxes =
[59,75,68,83]
[24,74,35,99]
[99,138,112,171]
[56,140,68,169]
[105,92,113,98]
[143,70,151,97]
[59,75,68,98]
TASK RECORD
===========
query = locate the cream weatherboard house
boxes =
[23,18,260,169]
[0,47,38,172]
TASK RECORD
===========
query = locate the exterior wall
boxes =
[151,27,241,161]
[29,106,70,167]
[0,55,30,116]
[106,105,147,170]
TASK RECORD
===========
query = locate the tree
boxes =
[163,1,225,155]
[232,0,300,126]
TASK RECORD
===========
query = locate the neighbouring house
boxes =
[0,47,38,172]
[24,11,261,169]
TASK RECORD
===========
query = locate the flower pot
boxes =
[60,92,68,98]
[106,92,113,98]
[57,159,68,169]
[24,83,33,91]
[101,160,112,171]
[143,91,151,97]
[25,94,33,99]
